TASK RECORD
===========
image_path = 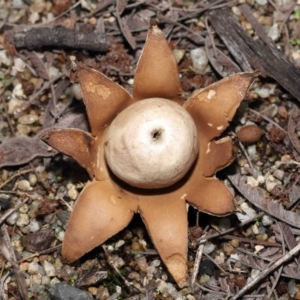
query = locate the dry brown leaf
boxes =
[116,0,127,15]
[0,111,88,168]
[0,132,56,168]
[23,50,49,80]
[228,171,300,229]
[116,0,136,50]
[288,105,300,155]
[0,225,28,300]
[205,35,241,77]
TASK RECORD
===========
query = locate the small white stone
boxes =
[115,286,121,294]
[12,57,26,74]
[257,175,265,184]
[262,215,273,226]
[30,273,42,285]
[16,180,32,191]
[273,169,284,180]
[6,211,19,225]
[115,240,125,249]
[190,48,208,73]
[247,144,257,157]
[236,212,249,222]
[256,87,270,98]
[112,256,125,269]
[29,174,37,186]
[56,230,65,242]
[29,220,41,232]
[172,49,185,64]
[147,265,155,274]
[12,83,25,98]
[28,261,40,275]
[251,224,259,235]
[254,245,264,253]
[265,180,279,192]
[19,203,29,213]
[8,99,25,114]
[255,0,267,4]
[18,114,38,125]
[67,183,78,200]
[127,78,134,85]
[16,213,30,226]
[268,23,280,41]
[229,253,239,262]
[107,245,114,252]
[16,124,31,135]
[43,261,56,277]
[0,50,12,66]
[48,66,60,80]
[71,83,82,100]
[240,202,256,218]
[50,277,61,286]
[150,259,160,267]
[41,275,51,286]
[288,279,296,298]
[203,241,215,254]
[136,256,148,272]
[251,268,260,279]
[247,176,259,187]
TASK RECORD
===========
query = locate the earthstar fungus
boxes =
[42,22,256,287]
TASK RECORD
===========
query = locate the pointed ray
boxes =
[201,137,235,177]
[186,176,235,215]
[174,146,236,215]
[41,128,109,181]
[184,72,256,141]
[72,66,133,136]
[138,195,188,287]
[133,24,182,104]
[62,180,138,262]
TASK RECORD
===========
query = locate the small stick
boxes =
[191,235,206,286]
[0,168,32,190]
[102,245,143,293]
[231,242,300,299]
[0,197,29,225]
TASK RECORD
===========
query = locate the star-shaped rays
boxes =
[42,22,256,287]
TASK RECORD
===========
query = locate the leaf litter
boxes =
[1,0,300,299]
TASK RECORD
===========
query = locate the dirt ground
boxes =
[1,0,300,299]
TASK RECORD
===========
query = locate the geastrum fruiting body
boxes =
[42,22,255,287]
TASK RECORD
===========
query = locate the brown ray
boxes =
[62,180,138,262]
[133,24,182,104]
[71,65,133,136]
[184,72,256,141]
[138,194,188,287]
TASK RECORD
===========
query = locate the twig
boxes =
[0,93,14,136]
[203,252,228,274]
[0,224,28,300]
[197,212,264,243]
[0,197,29,225]
[13,27,110,52]
[191,235,206,286]
[0,168,32,190]
[230,242,300,299]
[267,221,285,298]
[248,108,287,134]
[0,271,10,300]
[237,139,255,176]
[102,245,144,293]
[17,244,61,263]
[220,234,282,248]
[15,72,67,116]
